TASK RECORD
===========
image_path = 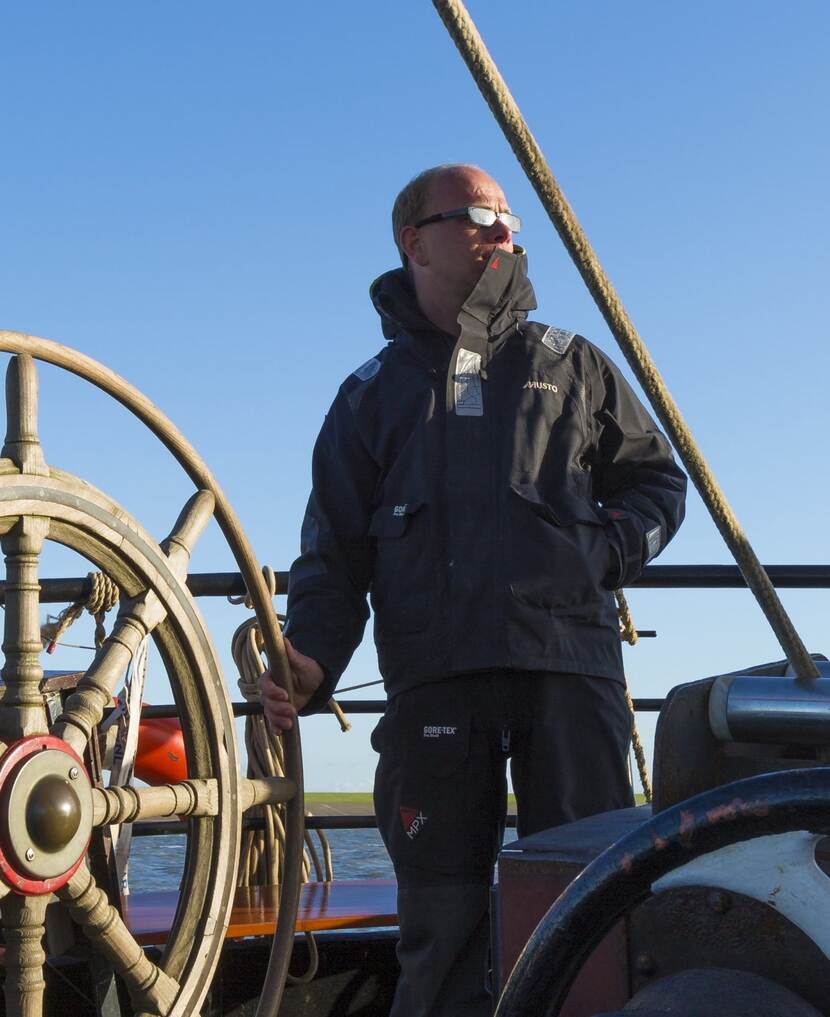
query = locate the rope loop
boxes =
[228,565,277,609]
[88,571,120,648]
[41,570,120,653]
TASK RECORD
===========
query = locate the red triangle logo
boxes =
[399,806,418,830]
[490,256,501,270]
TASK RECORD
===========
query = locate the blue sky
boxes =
[2,2,828,790]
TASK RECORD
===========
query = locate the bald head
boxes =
[393,165,516,337]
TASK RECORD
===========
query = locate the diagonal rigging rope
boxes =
[431,0,818,682]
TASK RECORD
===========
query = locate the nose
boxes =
[489,216,511,244]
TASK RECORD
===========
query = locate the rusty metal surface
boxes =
[627,886,830,1012]
[497,806,649,995]
[496,861,628,1015]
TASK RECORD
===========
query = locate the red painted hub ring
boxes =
[0,734,91,895]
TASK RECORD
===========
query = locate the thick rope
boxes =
[431,0,818,683]
[41,571,119,652]
[615,590,652,802]
[615,589,638,647]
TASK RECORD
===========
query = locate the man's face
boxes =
[406,167,515,302]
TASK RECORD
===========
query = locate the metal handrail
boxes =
[117,698,666,722]
[132,813,518,837]
[7,564,830,604]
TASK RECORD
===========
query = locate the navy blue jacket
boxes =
[285,249,686,708]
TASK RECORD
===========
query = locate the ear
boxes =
[400,225,429,268]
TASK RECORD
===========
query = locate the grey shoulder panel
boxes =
[540,326,576,355]
[345,352,385,414]
[352,356,381,381]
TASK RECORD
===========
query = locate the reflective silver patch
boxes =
[454,348,483,416]
[541,326,575,355]
[353,356,381,381]
[645,525,661,562]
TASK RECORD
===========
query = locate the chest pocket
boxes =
[369,501,425,538]
[369,501,433,634]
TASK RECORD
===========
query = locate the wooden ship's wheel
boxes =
[0,335,304,1017]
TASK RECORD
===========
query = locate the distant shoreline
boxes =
[304,791,517,816]
[304,792,645,814]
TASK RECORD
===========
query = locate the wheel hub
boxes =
[0,735,93,893]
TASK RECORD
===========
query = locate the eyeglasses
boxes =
[414,206,522,233]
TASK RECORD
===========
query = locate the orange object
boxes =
[135,716,188,785]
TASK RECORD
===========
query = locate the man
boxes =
[261,164,686,1015]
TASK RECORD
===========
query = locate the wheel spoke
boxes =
[51,490,215,756]
[92,778,219,825]
[1,893,49,1017]
[160,489,215,580]
[57,861,179,1015]
[1,354,48,476]
[90,775,294,826]
[240,775,297,811]
[51,589,170,756]
[0,515,49,741]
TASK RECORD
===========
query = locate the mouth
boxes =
[479,243,512,259]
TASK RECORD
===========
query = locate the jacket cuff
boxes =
[602,516,655,589]
[603,526,624,589]
[298,664,338,716]
[282,623,344,716]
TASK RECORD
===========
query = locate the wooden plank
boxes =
[123,879,398,945]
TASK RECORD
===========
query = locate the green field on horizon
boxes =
[304,792,647,806]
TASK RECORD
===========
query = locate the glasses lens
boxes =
[467,207,521,233]
[467,207,497,227]
[500,212,521,233]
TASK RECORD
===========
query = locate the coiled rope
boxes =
[231,569,350,984]
[229,566,352,733]
[41,571,119,652]
[233,613,326,982]
[431,0,818,682]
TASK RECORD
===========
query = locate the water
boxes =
[313,828,395,880]
[129,828,394,893]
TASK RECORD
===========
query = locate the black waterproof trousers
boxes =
[372,671,635,1017]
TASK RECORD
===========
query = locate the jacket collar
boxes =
[370,246,537,349]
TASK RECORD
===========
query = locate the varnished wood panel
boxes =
[124,879,398,945]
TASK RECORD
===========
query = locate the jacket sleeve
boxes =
[283,380,379,714]
[587,345,687,588]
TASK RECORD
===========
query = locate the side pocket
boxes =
[372,688,475,875]
[507,484,611,610]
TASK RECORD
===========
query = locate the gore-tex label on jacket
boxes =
[454,348,483,416]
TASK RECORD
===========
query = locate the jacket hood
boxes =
[370,246,537,342]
